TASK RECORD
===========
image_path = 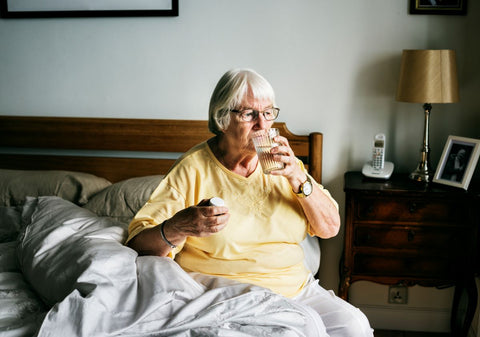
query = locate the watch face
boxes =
[303,181,313,196]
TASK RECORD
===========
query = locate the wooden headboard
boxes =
[0,116,323,183]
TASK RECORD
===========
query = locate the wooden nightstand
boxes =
[339,172,479,336]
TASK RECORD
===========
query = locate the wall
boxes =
[1,0,479,332]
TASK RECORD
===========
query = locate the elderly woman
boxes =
[127,68,373,336]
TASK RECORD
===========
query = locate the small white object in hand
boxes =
[209,197,225,207]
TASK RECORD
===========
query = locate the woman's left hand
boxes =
[269,135,306,188]
[269,134,340,239]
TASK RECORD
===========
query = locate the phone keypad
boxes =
[372,148,384,170]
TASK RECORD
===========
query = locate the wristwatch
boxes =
[295,176,313,198]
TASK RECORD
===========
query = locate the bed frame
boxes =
[0,116,323,183]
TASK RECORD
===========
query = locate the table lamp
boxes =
[396,49,459,182]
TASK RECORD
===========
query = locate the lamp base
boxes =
[409,164,432,182]
[409,103,433,183]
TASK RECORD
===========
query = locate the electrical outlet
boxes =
[388,285,408,304]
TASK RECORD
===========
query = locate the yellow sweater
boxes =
[128,141,336,298]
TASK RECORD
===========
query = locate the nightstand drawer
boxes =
[353,253,455,279]
[354,224,468,252]
[354,197,468,222]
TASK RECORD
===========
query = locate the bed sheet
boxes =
[0,242,47,337]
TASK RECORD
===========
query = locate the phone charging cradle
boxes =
[362,161,394,179]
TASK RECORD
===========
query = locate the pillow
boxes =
[300,235,321,276]
[83,175,162,223]
[18,196,131,306]
[0,206,22,243]
[0,169,111,207]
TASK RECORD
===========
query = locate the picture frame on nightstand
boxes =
[433,135,480,190]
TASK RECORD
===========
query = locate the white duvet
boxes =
[8,196,324,337]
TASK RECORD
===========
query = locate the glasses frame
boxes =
[230,107,280,122]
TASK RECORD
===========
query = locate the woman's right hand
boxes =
[127,199,229,256]
[162,199,230,245]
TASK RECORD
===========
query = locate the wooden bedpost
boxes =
[309,132,323,184]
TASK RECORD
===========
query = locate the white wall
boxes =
[1,0,479,332]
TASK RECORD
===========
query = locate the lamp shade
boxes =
[396,49,459,104]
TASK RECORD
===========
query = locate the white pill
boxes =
[209,197,225,207]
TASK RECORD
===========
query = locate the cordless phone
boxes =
[362,133,394,179]
[372,133,385,170]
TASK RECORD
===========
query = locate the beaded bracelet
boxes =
[160,220,176,249]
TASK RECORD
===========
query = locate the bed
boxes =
[0,116,324,337]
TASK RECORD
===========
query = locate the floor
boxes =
[374,330,449,337]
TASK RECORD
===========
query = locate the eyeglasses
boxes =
[230,107,280,122]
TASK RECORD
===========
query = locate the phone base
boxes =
[362,161,394,179]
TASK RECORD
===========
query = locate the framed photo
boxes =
[0,0,178,18]
[409,0,467,15]
[433,136,480,190]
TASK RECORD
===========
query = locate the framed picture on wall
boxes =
[409,0,467,15]
[433,135,480,190]
[0,0,178,18]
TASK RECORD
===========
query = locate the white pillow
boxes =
[300,235,321,276]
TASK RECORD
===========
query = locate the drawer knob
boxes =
[408,230,415,242]
[409,203,417,213]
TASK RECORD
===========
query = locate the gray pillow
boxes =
[0,206,22,243]
[0,169,111,207]
[83,175,162,223]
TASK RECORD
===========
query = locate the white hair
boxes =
[208,69,276,135]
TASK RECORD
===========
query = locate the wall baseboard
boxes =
[358,304,451,332]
